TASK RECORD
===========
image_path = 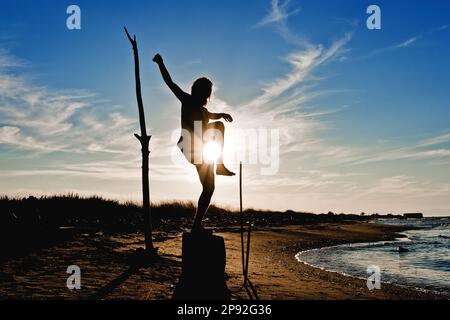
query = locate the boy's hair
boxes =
[191,77,213,106]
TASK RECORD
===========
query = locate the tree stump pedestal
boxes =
[173,232,230,300]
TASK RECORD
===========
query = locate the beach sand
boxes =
[0,222,447,300]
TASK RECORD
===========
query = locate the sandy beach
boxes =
[0,221,447,300]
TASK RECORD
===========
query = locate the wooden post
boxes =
[240,162,245,278]
[124,27,156,255]
[239,162,259,299]
[240,162,252,284]
[244,213,252,284]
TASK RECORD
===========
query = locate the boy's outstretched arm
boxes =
[208,112,233,122]
[152,54,187,102]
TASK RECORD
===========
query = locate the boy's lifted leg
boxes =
[205,121,235,176]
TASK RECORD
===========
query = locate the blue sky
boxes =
[1,0,450,215]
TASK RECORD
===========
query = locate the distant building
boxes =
[403,213,423,219]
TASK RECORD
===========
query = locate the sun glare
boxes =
[203,141,222,162]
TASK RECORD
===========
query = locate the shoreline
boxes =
[293,235,449,298]
[224,222,449,300]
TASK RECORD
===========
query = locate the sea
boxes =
[295,217,450,294]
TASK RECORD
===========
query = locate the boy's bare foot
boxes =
[216,164,235,176]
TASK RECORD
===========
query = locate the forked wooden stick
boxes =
[124,26,156,255]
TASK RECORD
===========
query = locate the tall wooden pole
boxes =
[124,27,155,254]
[239,162,259,299]
[240,162,245,278]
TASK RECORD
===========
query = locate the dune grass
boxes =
[0,193,375,232]
[0,193,380,261]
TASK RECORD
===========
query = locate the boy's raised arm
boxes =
[153,54,187,102]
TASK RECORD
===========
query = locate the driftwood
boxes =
[124,27,156,255]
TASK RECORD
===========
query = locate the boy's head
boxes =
[191,77,213,106]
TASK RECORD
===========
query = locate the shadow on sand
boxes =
[90,251,182,300]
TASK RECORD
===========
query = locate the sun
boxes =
[203,141,222,162]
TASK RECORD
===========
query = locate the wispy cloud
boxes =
[256,0,300,27]
[347,131,450,166]
[355,175,450,203]
[249,34,352,107]
[0,51,138,156]
[359,36,419,60]
[431,24,450,33]
[396,36,418,48]
[0,126,67,152]
[361,24,450,60]
[0,49,26,69]
[255,0,310,47]
[417,131,450,147]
